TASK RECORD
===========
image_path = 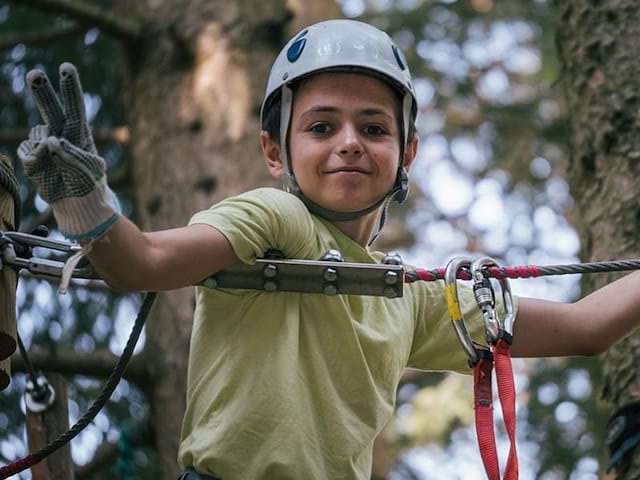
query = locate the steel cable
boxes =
[406,259,640,283]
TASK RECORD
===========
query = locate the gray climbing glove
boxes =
[17,62,119,241]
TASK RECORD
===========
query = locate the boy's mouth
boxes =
[326,167,370,174]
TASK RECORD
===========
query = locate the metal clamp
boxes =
[24,374,56,413]
[471,256,515,344]
[0,230,97,280]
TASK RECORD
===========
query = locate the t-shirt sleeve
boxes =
[407,280,519,374]
[188,188,316,264]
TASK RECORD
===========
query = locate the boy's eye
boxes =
[309,123,332,134]
[364,125,387,136]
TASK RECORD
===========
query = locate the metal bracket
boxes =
[1,230,405,297]
[201,257,405,298]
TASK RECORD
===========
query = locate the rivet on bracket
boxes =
[263,264,278,278]
[323,283,338,296]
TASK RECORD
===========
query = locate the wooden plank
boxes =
[0,153,17,391]
[25,373,74,480]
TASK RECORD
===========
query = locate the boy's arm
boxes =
[88,216,238,292]
[16,63,238,292]
[511,270,640,357]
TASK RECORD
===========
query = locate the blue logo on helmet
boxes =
[287,29,308,63]
[287,39,306,62]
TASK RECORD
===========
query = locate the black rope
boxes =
[0,292,157,479]
[15,334,40,394]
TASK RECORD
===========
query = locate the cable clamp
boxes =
[24,374,56,413]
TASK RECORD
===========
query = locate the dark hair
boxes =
[261,90,284,144]
[261,84,417,145]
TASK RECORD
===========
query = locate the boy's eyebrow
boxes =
[300,106,394,119]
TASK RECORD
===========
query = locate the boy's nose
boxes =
[338,125,363,157]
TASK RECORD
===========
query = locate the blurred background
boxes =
[0,0,618,479]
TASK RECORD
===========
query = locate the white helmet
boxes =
[261,20,418,243]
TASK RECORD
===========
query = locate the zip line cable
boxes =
[406,258,640,282]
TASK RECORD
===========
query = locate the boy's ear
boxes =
[261,131,283,179]
[403,134,419,172]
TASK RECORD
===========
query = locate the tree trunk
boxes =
[0,153,17,391]
[26,374,74,480]
[556,1,640,476]
[109,1,339,477]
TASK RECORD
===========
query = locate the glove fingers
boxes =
[19,125,50,164]
[28,124,49,143]
[26,69,65,137]
[47,137,104,198]
[18,137,49,165]
[47,137,105,180]
[59,63,88,147]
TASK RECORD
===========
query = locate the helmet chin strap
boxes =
[279,85,412,246]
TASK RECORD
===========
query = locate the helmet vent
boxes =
[392,45,406,71]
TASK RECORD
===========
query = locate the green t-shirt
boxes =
[179,188,516,480]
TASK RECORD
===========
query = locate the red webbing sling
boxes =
[445,256,518,480]
[474,338,518,480]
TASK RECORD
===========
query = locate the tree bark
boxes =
[11,348,149,387]
[0,153,18,391]
[108,1,339,477]
[25,373,74,480]
[556,1,640,476]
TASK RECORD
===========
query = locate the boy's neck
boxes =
[331,210,380,248]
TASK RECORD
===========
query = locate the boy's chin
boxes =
[308,192,381,214]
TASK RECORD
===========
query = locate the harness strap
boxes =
[474,354,500,480]
[494,338,518,480]
[473,339,518,480]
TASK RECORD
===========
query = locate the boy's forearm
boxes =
[512,271,640,358]
[571,270,640,354]
[87,215,155,292]
[86,216,239,292]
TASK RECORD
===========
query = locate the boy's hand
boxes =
[17,63,119,241]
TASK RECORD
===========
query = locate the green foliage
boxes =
[0,0,610,478]
[0,1,154,477]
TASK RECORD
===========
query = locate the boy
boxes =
[17,19,640,480]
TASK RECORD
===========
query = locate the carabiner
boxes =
[444,256,485,366]
[470,256,516,343]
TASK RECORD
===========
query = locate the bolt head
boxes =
[263,264,278,278]
[384,271,399,285]
[323,283,338,296]
[382,252,402,265]
[324,267,338,282]
[321,249,344,262]
[383,286,397,298]
[263,279,278,292]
